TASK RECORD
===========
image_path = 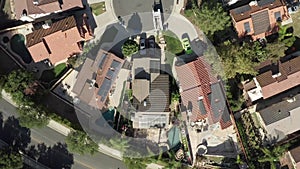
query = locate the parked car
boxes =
[181,38,193,54]
[148,37,155,48]
[139,38,146,55]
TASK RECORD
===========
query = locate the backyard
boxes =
[0,48,19,75]
[40,63,68,85]
[10,34,32,64]
[90,2,106,16]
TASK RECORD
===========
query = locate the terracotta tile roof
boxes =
[230,0,286,22]
[176,57,232,129]
[26,16,92,64]
[14,0,83,20]
[27,16,77,47]
[255,56,300,99]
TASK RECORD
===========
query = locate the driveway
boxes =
[112,0,174,33]
[112,0,174,17]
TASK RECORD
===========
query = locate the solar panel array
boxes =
[97,78,112,102]
[98,53,107,69]
[198,99,207,115]
[258,0,275,6]
[233,5,251,14]
[138,114,167,128]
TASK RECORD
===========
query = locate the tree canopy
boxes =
[185,0,231,38]
[3,69,35,104]
[258,144,289,169]
[121,39,139,56]
[17,104,49,128]
[0,147,23,169]
[65,130,99,155]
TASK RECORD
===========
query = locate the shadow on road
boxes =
[26,143,74,169]
[126,12,142,35]
[0,116,31,152]
[0,113,74,169]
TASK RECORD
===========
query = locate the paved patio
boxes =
[52,69,79,103]
[109,66,130,107]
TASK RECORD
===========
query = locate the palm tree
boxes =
[258,144,289,169]
[109,137,129,152]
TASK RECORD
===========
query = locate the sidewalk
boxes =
[1,90,123,160]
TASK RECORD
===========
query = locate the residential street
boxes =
[0,98,127,169]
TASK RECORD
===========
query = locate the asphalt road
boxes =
[0,98,127,169]
[112,0,174,33]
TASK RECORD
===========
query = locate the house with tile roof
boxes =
[72,49,124,109]
[230,0,290,40]
[26,15,93,65]
[130,55,170,129]
[175,57,232,130]
[14,0,84,21]
[257,92,300,142]
[244,54,300,102]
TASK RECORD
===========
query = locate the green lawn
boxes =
[90,2,106,16]
[163,31,183,55]
[40,63,67,83]
[289,12,300,37]
[54,63,67,77]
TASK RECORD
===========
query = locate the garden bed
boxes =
[40,63,68,88]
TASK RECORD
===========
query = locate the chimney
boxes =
[249,1,258,6]
[33,0,39,5]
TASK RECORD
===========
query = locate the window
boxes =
[274,11,281,21]
[244,22,251,33]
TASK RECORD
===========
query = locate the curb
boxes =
[1,90,123,160]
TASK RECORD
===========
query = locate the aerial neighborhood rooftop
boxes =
[1,0,300,168]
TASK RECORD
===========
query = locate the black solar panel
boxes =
[198,99,207,115]
[99,53,107,69]
[258,0,275,6]
[111,60,121,69]
[97,78,111,100]
[233,5,251,14]
[106,69,115,79]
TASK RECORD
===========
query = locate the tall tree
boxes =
[123,157,147,169]
[258,144,289,169]
[17,104,49,128]
[185,0,231,38]
[121,40,139,57]
[3,69,35,104]
[66,130,99,155]
[215,41,261,79]
[0,147,23,169]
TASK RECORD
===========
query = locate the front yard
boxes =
[163,31,183,55]
[40,63,68,86]
[90,2,106,16]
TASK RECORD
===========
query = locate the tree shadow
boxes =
[0,116,31,151]
[26,142,74,169]
[126,12,142,35]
